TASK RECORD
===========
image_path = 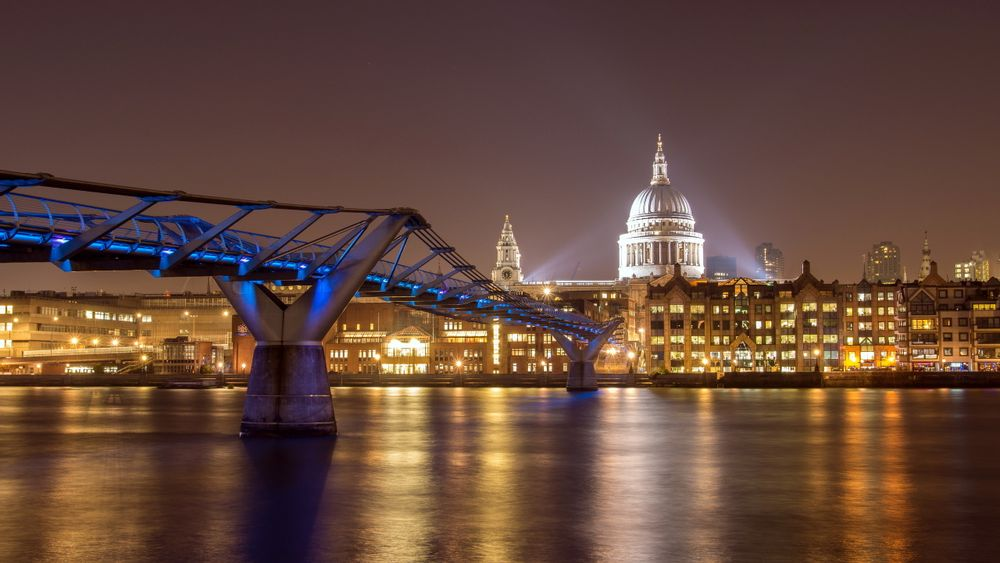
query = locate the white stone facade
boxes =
[618,135,705,279]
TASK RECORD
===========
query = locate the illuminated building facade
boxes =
[840,278,899,370]
[896,261,1000,371]
[618,135,705,279]
[864,241,901,283]
[636,261,843,373]
[323,297,577,375]
[0,290,234,374]
[754,242,785,280]
[954,250,990,282]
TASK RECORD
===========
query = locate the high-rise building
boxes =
[864,241,902,282]
[955,250,991,282]
[618,134,705,279]
[754,243,785,280]
[705,255,737,281]
[491,214,523,288]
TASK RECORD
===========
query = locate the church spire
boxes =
[492,214,522,288]
[919,231,931,281]
[651,133,670,185]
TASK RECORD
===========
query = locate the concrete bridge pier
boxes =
[216,214,410,437]
[551,322,619,392]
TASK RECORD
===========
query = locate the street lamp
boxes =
[813,347,822,372]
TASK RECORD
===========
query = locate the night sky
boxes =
[2,1,999,292]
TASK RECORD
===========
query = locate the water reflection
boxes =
[1,387,998,560]
[241,438,336,562]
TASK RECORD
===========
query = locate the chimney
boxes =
[802,260,811,276]
[673,263,682,278]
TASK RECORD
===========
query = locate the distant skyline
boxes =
[1,2,998,291]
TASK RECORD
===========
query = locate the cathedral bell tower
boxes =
[492,214,523,288]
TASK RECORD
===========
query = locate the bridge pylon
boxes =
[550,320,620,391]
[216,214,412,437]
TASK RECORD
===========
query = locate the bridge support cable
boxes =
[238,211,329,275]
[551,320,621,391]
[215,213,412,437]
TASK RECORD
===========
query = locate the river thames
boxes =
[1,387,999,562]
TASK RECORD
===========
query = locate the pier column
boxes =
[551,321,620,391]
[216,214,411,437]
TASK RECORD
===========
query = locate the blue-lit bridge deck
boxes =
[0,170,620,435]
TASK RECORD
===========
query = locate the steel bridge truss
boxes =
[0,170,614,340]
[0,169,620,436]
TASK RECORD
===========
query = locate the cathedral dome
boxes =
[628,184,693,223]
[618,134,706,280]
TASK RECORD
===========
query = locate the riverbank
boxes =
[1,371,999,388]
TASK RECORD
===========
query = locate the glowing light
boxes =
[90,338,100,346]
[222,310,230,317]
[542,287,552,296]
[627,351,636,360]
[455,360,463,368]
[69,337,79,345]
[111,339,120,346]
[140,354,149,361]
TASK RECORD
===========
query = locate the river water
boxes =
[1,387,999,562]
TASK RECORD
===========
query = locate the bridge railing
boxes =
[0,170,618,340]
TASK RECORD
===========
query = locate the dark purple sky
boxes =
[2,1,999,292]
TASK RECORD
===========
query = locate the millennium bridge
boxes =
[0,170,619,436]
